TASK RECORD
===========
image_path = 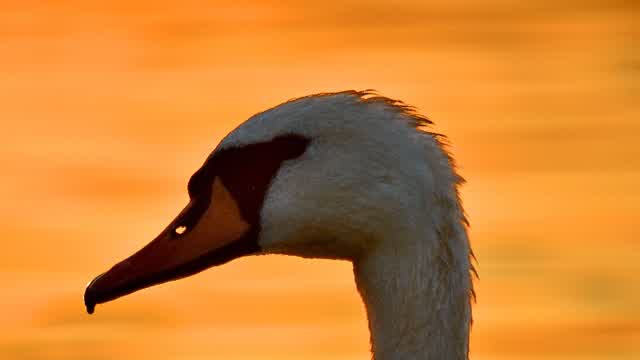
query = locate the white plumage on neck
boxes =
[352,111,473,359]
[355,223,472,360]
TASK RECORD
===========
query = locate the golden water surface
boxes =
[1,1,638,359]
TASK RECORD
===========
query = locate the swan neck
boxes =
[353,236,471,360]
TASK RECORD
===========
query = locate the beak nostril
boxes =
[175,225,187,235]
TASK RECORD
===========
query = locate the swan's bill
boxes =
[84,177,255,314]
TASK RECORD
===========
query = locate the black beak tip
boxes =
[84,274,103,315]
[85,301,95,315]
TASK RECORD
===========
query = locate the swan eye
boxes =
[174,225,187,236]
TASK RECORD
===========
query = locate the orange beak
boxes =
[84,178,255,314]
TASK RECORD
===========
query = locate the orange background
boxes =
[1,1,638,359]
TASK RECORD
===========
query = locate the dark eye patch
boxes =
[182,133,310,230]
[211,134,310,223]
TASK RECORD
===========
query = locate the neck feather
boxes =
[353,221,472,360]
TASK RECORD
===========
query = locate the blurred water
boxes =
[1,1,638,359]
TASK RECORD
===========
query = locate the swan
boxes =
[84,90,475,360]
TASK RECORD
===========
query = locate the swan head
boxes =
[84,90,464,314]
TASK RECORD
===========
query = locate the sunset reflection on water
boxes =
[1,1,638,359]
